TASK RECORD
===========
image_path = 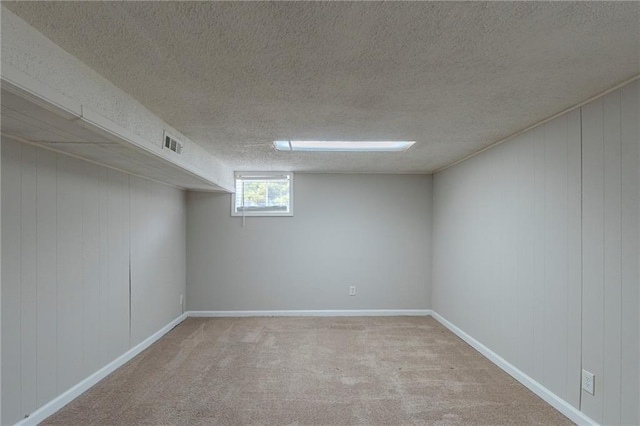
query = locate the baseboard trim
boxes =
[430,311,598,426]
[14,310,593,426]
[187,309,432,317]
[15,313,188,426]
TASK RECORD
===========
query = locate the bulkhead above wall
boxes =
[1,8,234,192]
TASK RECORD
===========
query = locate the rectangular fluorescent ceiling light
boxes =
[273,140,415,152]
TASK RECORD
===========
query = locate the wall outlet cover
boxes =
[581,369,595,395]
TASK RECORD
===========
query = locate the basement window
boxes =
[232,172,293,217]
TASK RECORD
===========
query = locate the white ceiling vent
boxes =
[163,131,183,155]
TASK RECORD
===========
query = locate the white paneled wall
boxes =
[433,80,639,425]
[433,110,582,408]
[3,138,21,421]
[581,81,639,425]
[1,138,186,425]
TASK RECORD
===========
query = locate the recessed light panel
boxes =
[273,140,415,152]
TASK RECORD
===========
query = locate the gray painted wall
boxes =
[0,136,3,424]
[1,138,187,425]
[580,82,639,424]
[130,177,187,346]
[432,80,639,425]
[187,174,432,311]
[433,109,582,408]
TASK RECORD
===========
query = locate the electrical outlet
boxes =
[349,286,356,296]
[179,294,184,306]
[582,369,595,395]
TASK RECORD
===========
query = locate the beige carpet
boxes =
[42,316,574,425]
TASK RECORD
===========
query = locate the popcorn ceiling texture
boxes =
[4,2,640,174]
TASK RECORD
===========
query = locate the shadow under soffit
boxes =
[0,72,231,192]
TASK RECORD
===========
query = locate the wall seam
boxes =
[435,74,640,174]
[542,122,547,385]
[128,177,132,349]
[54,153,58,403]
[578,105,584,412]
[617,89,623,423]
[18,143,24,419]
[600,99,605,417]
[80,163,85,391]
[428,176,434,309]
[34,147,39,413]
[565,117,570,399]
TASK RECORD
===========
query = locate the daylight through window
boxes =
[232,172,293,216]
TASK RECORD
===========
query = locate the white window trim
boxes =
[231,171,294,217]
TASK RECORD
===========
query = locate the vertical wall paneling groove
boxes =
[36,149,57,407]
[98,167,109,368]
[130,178,145,347]
[2,138,187,425]
[56,155,85,394]
[129,180,133,349]
[498,137,519,366]
[106,170,130,363]
[2,140,22,423]
[580,97,606,421]
[20,145,38,418]
[543,115,569,396]
[580,81,639,425]
[1,130,3,425]
[516,129,535,378]
[432,111,582,410]
[532,124,546,383]
[619,81,639,425]
[82,163,101,378]
[602,89,622,426]
[432,80,638,424]
[131,177,186,346]
[1,135,2,425]
[566,109,582,409]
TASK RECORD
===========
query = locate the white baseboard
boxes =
[430,311,598,426]
[16,313,188,426]
[187,309,432,317]
[16,310,594,426]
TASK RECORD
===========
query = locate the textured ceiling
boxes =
[4,1,639,173]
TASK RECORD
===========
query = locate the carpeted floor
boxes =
[42,316,574,425]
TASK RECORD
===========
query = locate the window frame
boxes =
[231,171,294,217]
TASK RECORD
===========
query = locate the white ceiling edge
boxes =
[434,73,640,175]
[1,64,235,192]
